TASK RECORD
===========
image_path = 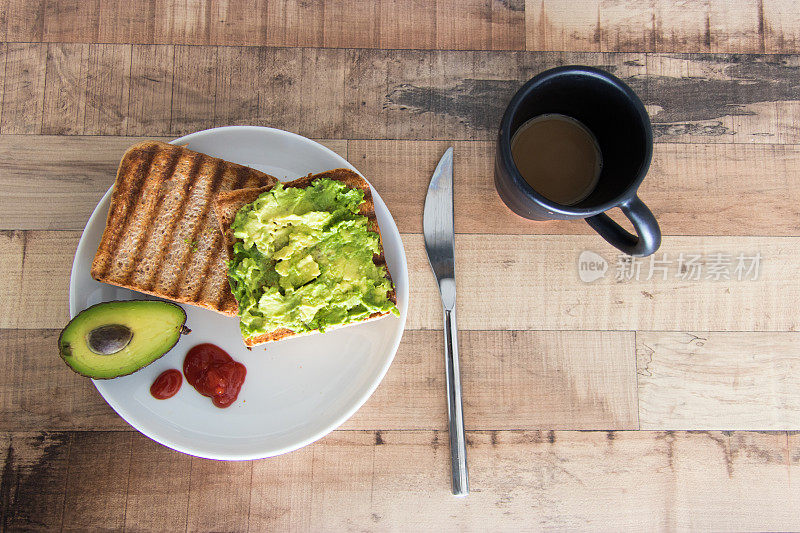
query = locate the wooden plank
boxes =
[436,0,525,51]
[0,432,70,531]
[1,43,47,135]
[3,429,796,531]
[61,431,131,531]
[350,140,800,236]
[0,0,7,42]
[152,0,212,46]
[124,432,191,532]
[4,431,800,530]
[252,430,798,530]
[403,234,800,332]
[0,135,145,231]
[345,330,638,430]
[263,0,325,48]
[0,329,129,432]
[4,0,44,42]
[171,45,217,135]
[249,445,313,530]
[637,332,800,430]
[215,46,261,127]
[2,329,635,432]
[6,231,800,332]
[186,457,251,533]
[0,44,5,128]
[83,44,132,135]
[344,49,433,140]
[525,0,786,53]
[10,0,800,53]
[0,231,24,329]
[377,0,436,49]
[322,0,380,49]
[490,0,526,51]
[17,231,75,330]
[763,0,800,53]
[42,43,88,135]
[41,0,100,43]
[209,0,268,46]
[8,46,800,143]
[127,45,174,136]
[96,0,157,44]
[257,48,347,138]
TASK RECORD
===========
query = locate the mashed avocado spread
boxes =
[228,178,398,339]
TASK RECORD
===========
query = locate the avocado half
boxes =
[58,300,189,379]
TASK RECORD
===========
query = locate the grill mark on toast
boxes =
[170,157,227,298]
[146,152,205,294]
[92,145,157,279]
[91,141,278,315]
[201,164,252,311]
[119,147,184,285]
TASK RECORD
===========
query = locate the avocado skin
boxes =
[58,300,187,379]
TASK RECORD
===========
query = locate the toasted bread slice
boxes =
[91,141,279,315]
[214,168,397,347]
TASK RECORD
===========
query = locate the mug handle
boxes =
[585,196,661,257]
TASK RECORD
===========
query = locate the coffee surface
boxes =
[511,114,602,206]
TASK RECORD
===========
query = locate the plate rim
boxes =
[69,125,409,460]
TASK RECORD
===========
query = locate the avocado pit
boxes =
[86,324,134,355]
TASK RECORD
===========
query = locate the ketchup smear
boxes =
[150,369,182,400]
[183,343,247,408]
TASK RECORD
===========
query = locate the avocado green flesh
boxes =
[58,300,186,379]
[228,179,399,339]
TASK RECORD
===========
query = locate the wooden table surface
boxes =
[3,0,800,530]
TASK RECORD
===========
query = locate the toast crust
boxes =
[214,169,397,347]
[90,141,278,315]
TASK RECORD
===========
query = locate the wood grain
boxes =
[124,436,191,532]
[2,46,797,142]
[0,432,70,531]
[4,231,800,333]
[171,45,217,136]
[435,0,526,51]
[526,0,800,53]
[0,231,24,328]
[637,332,800,430]
[84,44,132,136]
[127,45,174,136]
[62,432,131,531]
[3,429,799,531]
[1,329,637,432]
[3,0,799,53]
[42,43,88,135]
[186,458,252,532]
[0,329,128,432]
[1,43,46,135]
[404,234,800,332]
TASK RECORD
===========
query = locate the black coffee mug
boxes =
[495,66,661,257]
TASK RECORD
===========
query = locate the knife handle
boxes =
[443,307,469,496]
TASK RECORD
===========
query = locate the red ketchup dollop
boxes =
[150,369,182,400]
[183,343,246,408]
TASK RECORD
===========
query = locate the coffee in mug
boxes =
[510,113,602,206]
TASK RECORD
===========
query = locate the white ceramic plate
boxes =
[69,126,409,460]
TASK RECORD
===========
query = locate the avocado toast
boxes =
[214,169,398,347]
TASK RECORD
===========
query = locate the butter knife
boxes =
[423,147,469,496]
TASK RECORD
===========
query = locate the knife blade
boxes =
[423,147,469,496]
